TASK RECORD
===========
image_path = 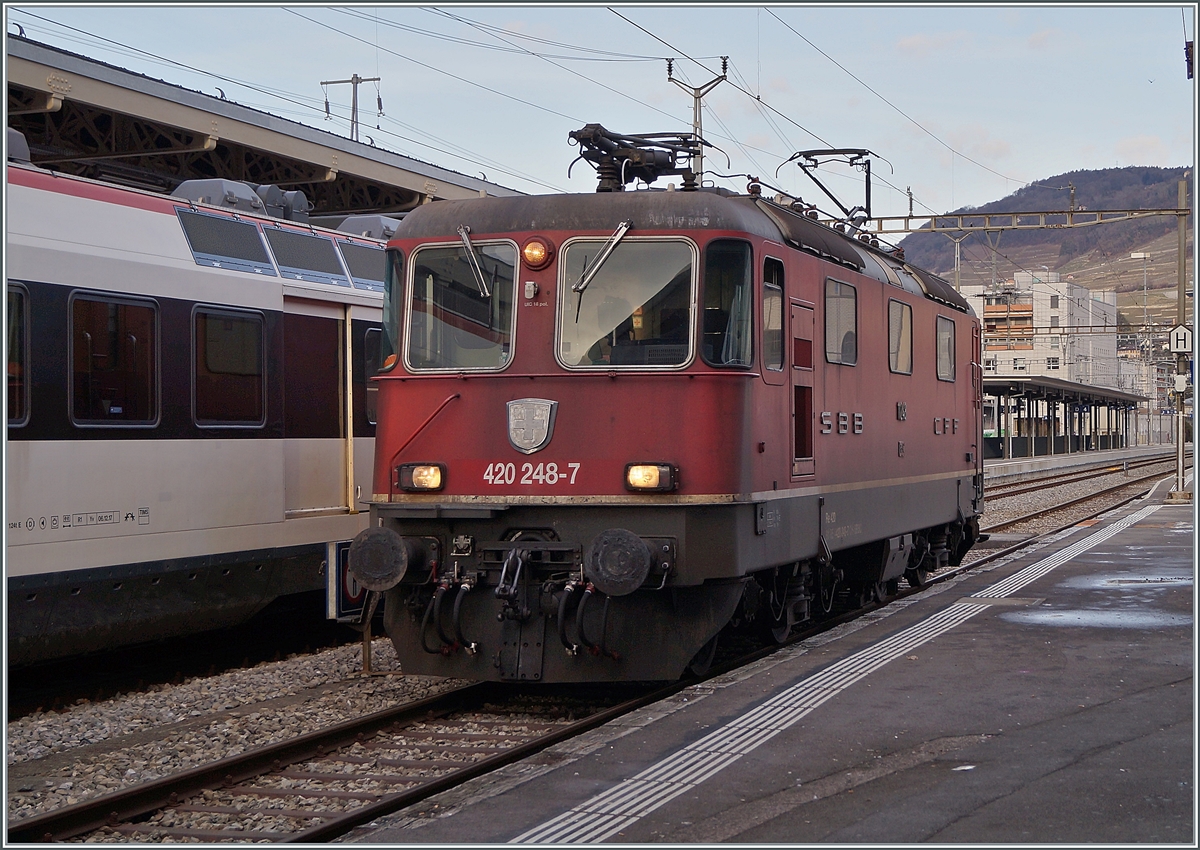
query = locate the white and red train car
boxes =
[352,152,984,683]
[6,149,388,665]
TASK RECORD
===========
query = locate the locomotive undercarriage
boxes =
[358,494,980,683]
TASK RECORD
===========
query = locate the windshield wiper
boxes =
[571,220,633,293]
[457,224,491,297]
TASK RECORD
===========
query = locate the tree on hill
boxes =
[898,166,1191,276]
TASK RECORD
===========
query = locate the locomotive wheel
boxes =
[757,611,790,645]
[871,581,889,604]
[905,567,929,589]
[686,634,720,677]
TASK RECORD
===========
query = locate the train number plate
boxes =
[483,461,581,485]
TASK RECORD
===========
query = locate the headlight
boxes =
[625,463,677,492]
[521,237,554,270]
[397,463,445,491]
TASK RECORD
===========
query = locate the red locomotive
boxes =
[351,127,983,682]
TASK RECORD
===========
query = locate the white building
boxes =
[962,271,1171,447]
[961,271,1126,388]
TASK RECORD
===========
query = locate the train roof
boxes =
[395,190,971,314]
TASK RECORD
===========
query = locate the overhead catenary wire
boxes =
[11,9,569,194]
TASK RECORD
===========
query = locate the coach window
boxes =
[936,315,956,381]
[888,299,913,374]
[408,242,515,371]
[194,308,266,426]
[701,240,752,367]
[763,259,784,371]
[824,279,857,365]
[7,286,28,426]
[70,293,158,426]
[559,239,693,368]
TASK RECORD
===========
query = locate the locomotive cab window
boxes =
[8,286,29,426]
[824,279,857,366]
[700,240,752,367]
[888,299,913,375]
[763,258,784,372]
[937,315,956,381]
[558,238,693,368]
[407,242,515,371]
[194,308,266,426]
[69,293,158,426]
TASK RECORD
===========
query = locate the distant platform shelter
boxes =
[983,374,1149,459]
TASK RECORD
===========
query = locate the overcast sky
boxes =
[6,4,1197,219]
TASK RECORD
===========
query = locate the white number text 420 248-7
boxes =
[483,462,580,485]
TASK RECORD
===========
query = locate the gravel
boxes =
[6,640,467,823]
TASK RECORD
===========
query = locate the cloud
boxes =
[895,31,972,57]
[1115,134,1170,165]
[1027,28,1060,49]
[946,124,1013,162]
[767,76,793,95]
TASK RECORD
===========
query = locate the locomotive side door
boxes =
[791,300,816,478]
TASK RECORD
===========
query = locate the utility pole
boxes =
[667,57,726,183]
[1168,177,1192,502]
[321,74,382,142]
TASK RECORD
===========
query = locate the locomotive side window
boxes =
[380,249,403,372]
[701,240,753,367]
[407,242,515,371]
[7,286,28,426]
[937,315,956,381]
[824,279,857,365]
[763,259,784,372]
[69,294,158,426]
[194,308,266,426]
[888,299,913,375]
[558,239,693,368]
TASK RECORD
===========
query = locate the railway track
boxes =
[6,681,663,843]
[10,456,1188,844]
[985,451,1187,499]
[982,460,1190,534]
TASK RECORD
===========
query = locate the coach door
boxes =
[282,301,351,517]
[791,300,816,477]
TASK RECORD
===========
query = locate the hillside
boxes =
[897,166,1194,328]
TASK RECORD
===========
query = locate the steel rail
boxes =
[982,465,1189,534]
[6,682,487,843]
[986,453,1186,499]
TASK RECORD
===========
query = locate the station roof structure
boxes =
[5,35,522,217]
[983,374,1146,407]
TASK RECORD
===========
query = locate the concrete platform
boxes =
[346,495,1194,845]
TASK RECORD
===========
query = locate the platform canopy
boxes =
[983,374,1146,407]
[6,35,522,217]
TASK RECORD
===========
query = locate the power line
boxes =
[13,10,566,194]
[765,9,1067,195]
